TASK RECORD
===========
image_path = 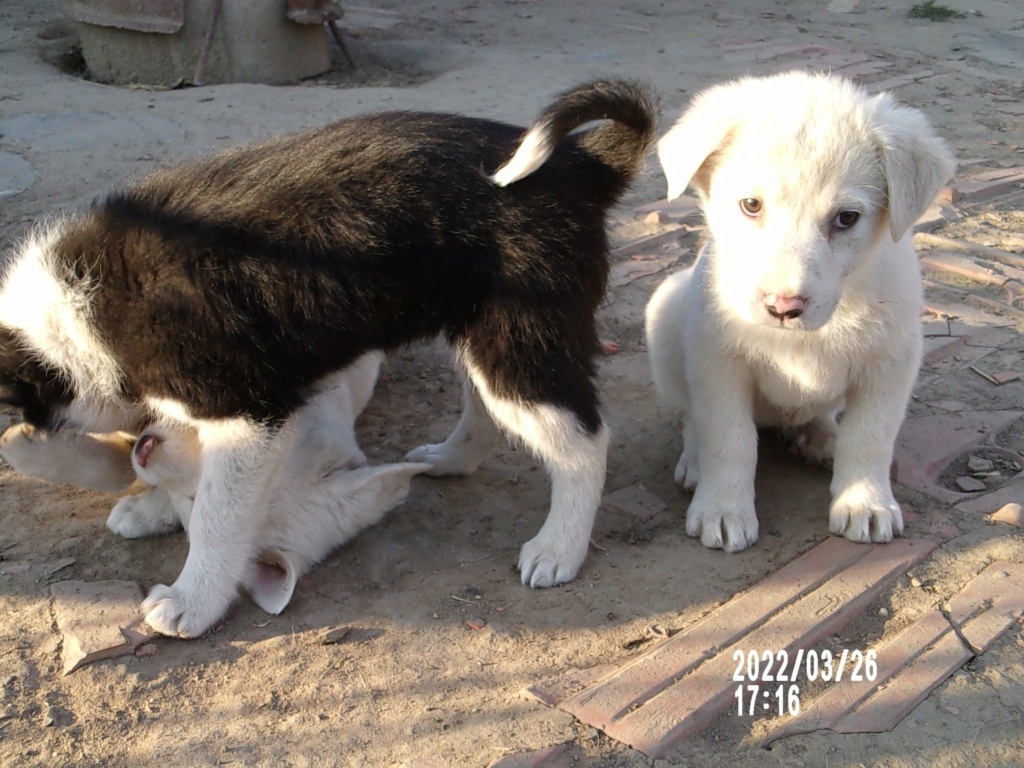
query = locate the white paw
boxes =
[142,582,232,638]
[829,486,903,543]
[517,530,588,588]
[673,447,699,490]
[404,442,482,476]
[106,489,182,539]
[685,497,759,552]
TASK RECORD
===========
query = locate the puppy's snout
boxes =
[134,433,162,468]
[765,294,806,321]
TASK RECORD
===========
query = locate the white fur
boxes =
[647,71,955,552]
[0,423,139,493]
[110,352,426,627]
[488,125,552,187]
[408,354,607,588]
[0,222,129,427]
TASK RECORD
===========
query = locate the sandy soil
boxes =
[1,1,1023,766]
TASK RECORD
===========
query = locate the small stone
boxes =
[465,617,487,631]
[45,558,76,576]
[910,576,923,588]
[644,210,669,225]
[879,607,889,617]
[956,476,987,493]
[990,503,1024,528]
[943,705,961,716]
[966,456,994,473]
[318,626,351,645]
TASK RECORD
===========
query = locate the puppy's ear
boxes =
[246,548,305,615]
[872,94,956,241]
[658,85,739,200]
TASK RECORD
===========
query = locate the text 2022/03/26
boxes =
[733,648,879,716]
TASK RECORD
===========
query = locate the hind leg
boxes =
[461,358,607,588]
[405,374,504,476]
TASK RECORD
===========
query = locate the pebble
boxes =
[910,576,923,588]
[955,475,987,493]
[465,617,486,630]
[318,626,351,645]
[879,607,889,617]
[990,502,1024,528]
[966,456,994,473]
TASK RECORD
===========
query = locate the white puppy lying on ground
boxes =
[2,353,428,615]
[646,71,955,552]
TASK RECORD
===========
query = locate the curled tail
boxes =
[489,79,658,187]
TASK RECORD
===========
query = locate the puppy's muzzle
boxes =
[764,294,806,321]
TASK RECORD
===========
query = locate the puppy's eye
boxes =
[833,210,860,229]
[739,198,763,217]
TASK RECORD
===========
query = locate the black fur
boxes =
[1,80,656,435]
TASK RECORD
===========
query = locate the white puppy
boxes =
[646,71,955,552]
[2,353,429,616]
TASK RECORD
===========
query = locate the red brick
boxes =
[949,167,1024,204]
[633,195,701,219]
[762,610,951,745]
[831,630,970,733]
[920,253,1008,287]
[946,562,1024,654]
[525,661,622,708]
[893,411,1023,493]
[611,226,686,260]
[955,477,1024,515]
[604,539,934,757]
[550,538,865,722]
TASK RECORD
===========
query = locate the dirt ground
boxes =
[1,1,1024,766]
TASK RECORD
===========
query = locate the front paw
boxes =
[404,442,481,476]
[107,489,182,539]
[517,529,587,588]
[142,582,233,638]
[829,486,903,543]
[685,496,759,552]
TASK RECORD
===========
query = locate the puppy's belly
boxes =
[751,372,847,427]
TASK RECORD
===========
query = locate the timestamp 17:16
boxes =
[734,684,801,717]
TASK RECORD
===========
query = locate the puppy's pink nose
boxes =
[765,294,806,321]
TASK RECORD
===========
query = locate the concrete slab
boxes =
[0,151,37,199]
[0,112,184,152]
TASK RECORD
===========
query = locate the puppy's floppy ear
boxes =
[872,94,956,241]
[657,84,740,200]
[246,548,305,615]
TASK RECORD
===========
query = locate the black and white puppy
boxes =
[0,80,656,637]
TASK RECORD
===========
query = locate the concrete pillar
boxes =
[75,0,330,87]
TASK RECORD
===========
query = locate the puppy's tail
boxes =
[488,79,657,187]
